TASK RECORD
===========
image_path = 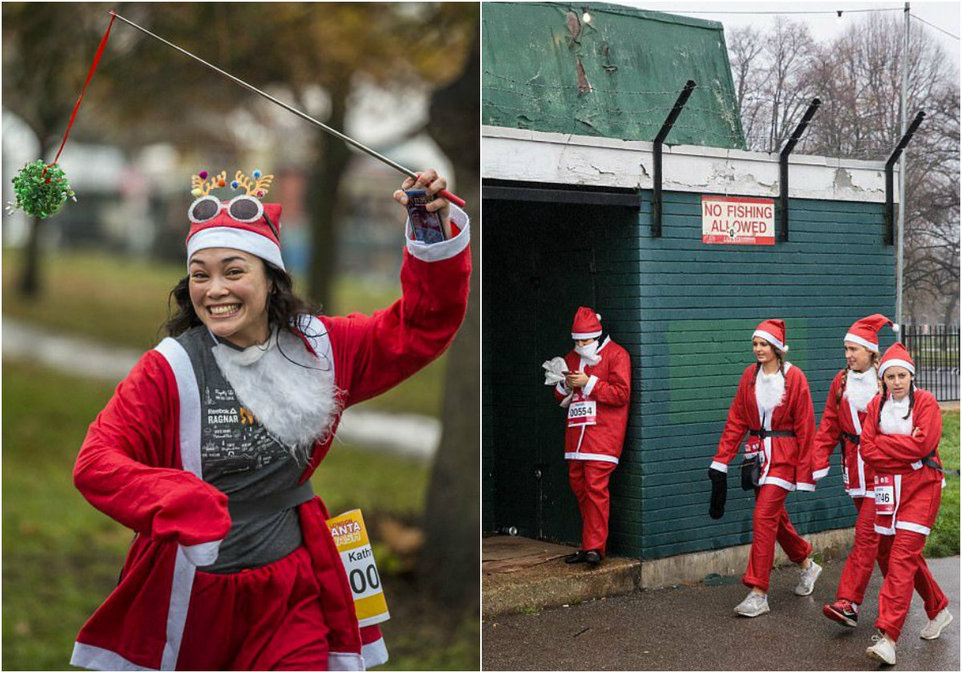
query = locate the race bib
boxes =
[874,475,896,516]
[567,400,597,427]
[327,509,390,627]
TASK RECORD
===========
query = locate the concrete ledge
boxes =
[639,527,855,589]
[483,556,641,618]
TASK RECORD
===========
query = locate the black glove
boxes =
[708,468,727,519]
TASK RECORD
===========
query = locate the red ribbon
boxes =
[43,12,116,177]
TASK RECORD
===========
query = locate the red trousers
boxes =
[177,546,330,670]
[568,459,617,556]
[743,484,812,592]
[875,530,949,641]
[836,496,880,605]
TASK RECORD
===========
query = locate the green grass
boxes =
[2,248,445,417]
[1,360,467,670]
[925,410,960,558]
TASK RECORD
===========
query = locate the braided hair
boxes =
[753,347,786,383]
[877,379,916,425]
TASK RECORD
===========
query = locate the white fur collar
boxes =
[879,394,913,435]
[755,365,789,412]
[845,368,878,412]
[211,328,338,456]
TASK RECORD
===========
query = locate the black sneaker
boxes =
[564,550,587,564]
[584,550,603,566]
[824,599,858,628]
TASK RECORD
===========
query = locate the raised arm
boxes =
[73,351,231,549]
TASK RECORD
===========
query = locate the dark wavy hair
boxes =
[164,261,320,340]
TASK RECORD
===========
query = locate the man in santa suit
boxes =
[814,314,894,627]
[553,307,631,566]
[860,342,951,666]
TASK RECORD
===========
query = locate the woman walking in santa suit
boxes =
[813,314,894,627]
[708,319,821,617]
[69,169,470,671]
[860,342,951,666]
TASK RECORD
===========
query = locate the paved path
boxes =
[2,318,439,460]
[483,556,960,670]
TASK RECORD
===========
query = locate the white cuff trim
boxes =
[329,652,365,671]
[759,475,795,491]
[565,452,619,464]
[795,482,815,492]
[583,375,599,396]
[910,460,923,470]
[71,642,154,671]
[362,637,389,669]
[181,539,222,567]
[895,521,931,536]
[710,461,728,474]
[405,205,470,262]
[813,467,830,481]
[875,524,896,536]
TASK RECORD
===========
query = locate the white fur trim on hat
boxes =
[879,358,915,377]
[187,226,285,271]
[753,329,788,352]
[571,330,602,339]
[844,333,880,353]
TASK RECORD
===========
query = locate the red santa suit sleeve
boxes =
[861,391,943,474]
[812,371,845,482]
[320,210,471,408]
[582,347,631,407]
[789,366,817,490]
[73,350,231,549]
[711,366,755,473]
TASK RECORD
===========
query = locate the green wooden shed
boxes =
[482,2,898,566]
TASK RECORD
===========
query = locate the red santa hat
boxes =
[753,319,788,353]
[878,342,915,378]
[571,306,603,340]
[844,314,897,353]
[185,169,285,271]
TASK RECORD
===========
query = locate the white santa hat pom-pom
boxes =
[892,323,900,332]
[596,313,601,320]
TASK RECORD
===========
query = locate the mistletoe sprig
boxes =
[6,160,76,219]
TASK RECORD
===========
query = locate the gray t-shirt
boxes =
[177,327,305,574]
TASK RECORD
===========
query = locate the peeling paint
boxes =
[833,168,858,191]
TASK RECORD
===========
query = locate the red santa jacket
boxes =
[813,370,877,498]
[860,388,944,536]
[553,337,631,464]
[71,222,470,671]
[711,363,816,491]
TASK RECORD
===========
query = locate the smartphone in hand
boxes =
[405,190,447,244]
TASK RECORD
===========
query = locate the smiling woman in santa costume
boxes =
[553,307,631,567]
[813,314,895,628]
[708,319,821,617]
[69,169,470,671]
[859,342,951,666]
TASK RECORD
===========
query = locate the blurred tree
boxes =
[418,26,479,612]
[1,3,112,296]
[4,2,475,307]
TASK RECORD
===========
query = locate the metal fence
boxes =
[899,324,960,402]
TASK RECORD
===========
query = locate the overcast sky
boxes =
[621,1,961,69]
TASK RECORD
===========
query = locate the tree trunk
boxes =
[418,28,480,612]
[306,86,353,310]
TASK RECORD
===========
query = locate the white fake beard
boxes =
[575,341,601,366]
[212,328,339,457]
[879,394,913,435]
[846,368,879,412]
[755,369,786,412]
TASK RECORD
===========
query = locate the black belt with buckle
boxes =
[748,428,796,440]
[842,431,860,445]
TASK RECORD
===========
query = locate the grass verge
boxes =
[1,360,471,670]
[925,410,960,558]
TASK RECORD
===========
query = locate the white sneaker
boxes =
[794,560,822,596]
[734,591,770,617]
[866,631,896,666]
[920,608,953,640]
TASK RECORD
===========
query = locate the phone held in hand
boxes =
[405,190,447,244]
